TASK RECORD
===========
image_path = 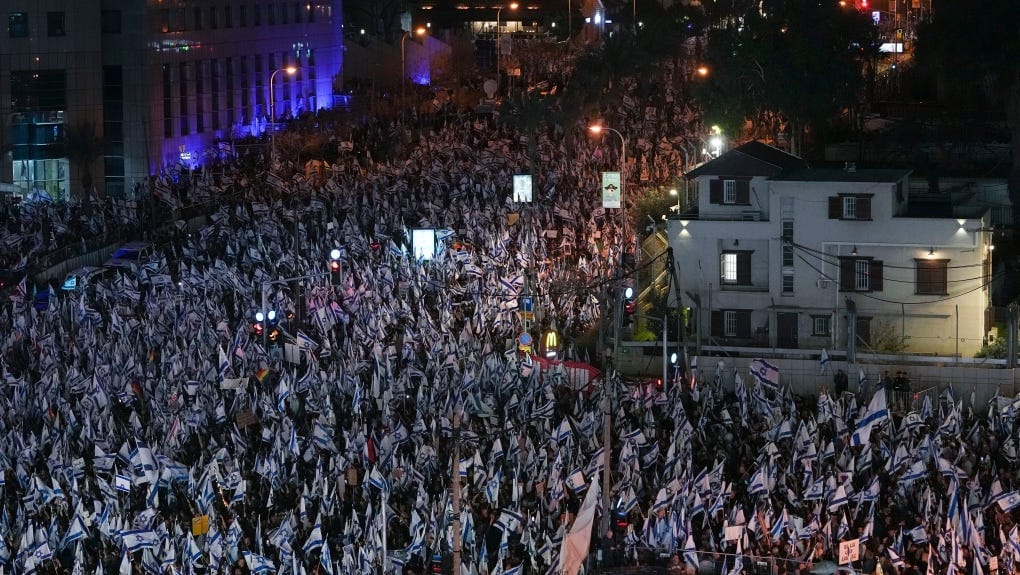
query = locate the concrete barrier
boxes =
[617,341,1018,408]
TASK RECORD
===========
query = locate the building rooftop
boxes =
[685,141,807,179]
[772,167,913,183]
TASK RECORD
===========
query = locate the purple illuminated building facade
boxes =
[1,0,343,199]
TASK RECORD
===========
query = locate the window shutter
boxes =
[711,311,723,337]
[737,253,751,285]
[709,179,722,204]
[828,197,842,219]
[858,196,872,220]
[736,180,750,204]
[870,261,883,291]
[737,311,752,338]
[839,258,855,291]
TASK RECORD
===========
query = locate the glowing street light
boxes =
[270,66,298,163]
[696,65,710,77]
[401,26,428,113]
[496,2,519,77]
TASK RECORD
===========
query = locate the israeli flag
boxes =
[770,508,787,542]
[302,523,324,554]
[242,551,276,574]
[60,514,88,549]
[900,460,927,485]
[121,529,159,552]
[564,469,587,495]
[684,534,699,570]
[852,388,889,446]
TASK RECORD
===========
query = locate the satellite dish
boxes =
[483,79,498,99]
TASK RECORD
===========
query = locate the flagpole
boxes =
[452,410,463,575]
[381,486,388,575]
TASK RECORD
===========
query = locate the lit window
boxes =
[721,253,737,283]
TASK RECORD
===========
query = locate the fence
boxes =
[617,342,1019,409]
[597,548,814,575]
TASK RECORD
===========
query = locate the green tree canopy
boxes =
[691,0,877,156]
[912,0,1020,206]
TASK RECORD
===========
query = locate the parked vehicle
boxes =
[61,266,112,293]
[103,242,154,270]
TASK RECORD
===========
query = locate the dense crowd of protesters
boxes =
[0,43,1018,575]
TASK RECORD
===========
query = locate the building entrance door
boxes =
[777,312,799,349]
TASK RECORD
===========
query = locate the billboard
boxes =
[513,174,533,203]
[411,229,437,260]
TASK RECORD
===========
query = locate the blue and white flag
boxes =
[770,508,788,542]
[749,358,779,392]
[367,466,387,492]
[60,513,88,549]
[121,529,159,552]
[321,541,334,575]
[852,388,889,446]
[888,548,906,569]
[302,521,324,554]
[553,418,572,443]
[565,469,587,495]
[684,534,699,570]
[242,551,276,574]
[996,491,1020,512]
[819,349,831,374]
[186,532,203,564]
[495,510,524,533]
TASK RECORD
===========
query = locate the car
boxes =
[103,242,154,270]
[61,266,111,293]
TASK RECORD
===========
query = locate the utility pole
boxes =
[451,410,463,575]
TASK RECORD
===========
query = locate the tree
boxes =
[912,0,1020,222]
[60,121,104,202]
[344,0,407,43]
[691,0,877,156]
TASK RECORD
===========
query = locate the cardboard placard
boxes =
[235,410,258,429]
[192,515,210,536]
[839,539,860,565]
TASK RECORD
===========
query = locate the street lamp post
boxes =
[269,66,298,163]
[495,2,519,80]
[588,122,627,541]
[401,27,427,116]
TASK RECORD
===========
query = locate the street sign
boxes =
[839,539,860,565]
[519,296,534,321]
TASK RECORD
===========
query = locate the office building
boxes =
[1,0,343,199]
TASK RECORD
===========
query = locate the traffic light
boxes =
[329,248,342,286]
[623,286,636,315]
[254,310,279,342]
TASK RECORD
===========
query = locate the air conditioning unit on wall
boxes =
[816,278,832,289]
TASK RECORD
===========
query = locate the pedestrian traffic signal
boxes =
[329,248,342,285]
